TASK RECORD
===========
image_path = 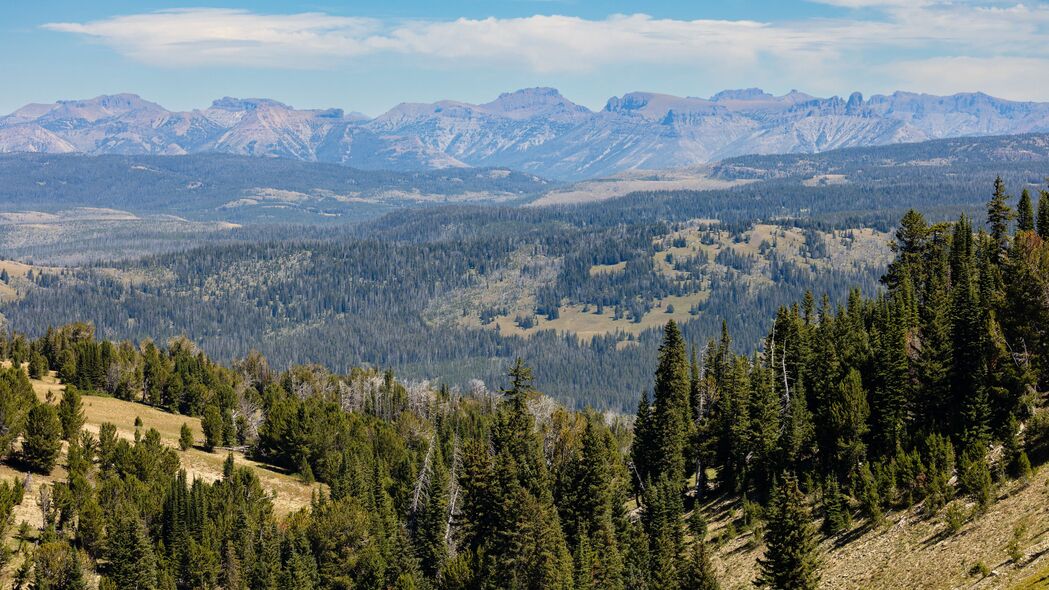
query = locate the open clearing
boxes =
[529,168,752,206]
[433,222,892,343]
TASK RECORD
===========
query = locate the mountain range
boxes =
[3,88,1049,180]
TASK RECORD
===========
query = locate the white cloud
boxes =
[809,0,935,7]
[888,56,1049,100]
[41,5,1049,93]
[44,9,382,68]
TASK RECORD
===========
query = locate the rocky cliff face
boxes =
[3,88,1048,180]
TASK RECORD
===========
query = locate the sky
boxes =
[3,0,1049,116]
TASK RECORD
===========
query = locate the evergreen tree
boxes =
[828,368,869,479]
[821,478,851,536]
[651,321,691,485]
[621,521,651,590]
[958,450,993,512]
[747,363,782,501]
[986,176,1014,260]
[57,386,85,441]
[179,422,194,451]
[854,464,883,525]
[642,475,684,586]
[573,529,596,590]
[29,352,48,380]
[868,309,910,457]
[949,217,990,452]
[414,441,449,578]
[630,391,655,494]
[33,541,86,590]
[562,415,614,546]
[106,513,158,590]
[1038,187,1049,239]
[1017,188,1035,233]
[22,403,62,474]
[202,405,223,452]
[589,516,625,590]
[756,475,821,590]
[0,367,35,457]
[680,537,720,590]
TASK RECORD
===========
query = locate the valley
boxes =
[2,133,1047,411]
[6,2,1049,588]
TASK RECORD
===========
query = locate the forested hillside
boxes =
[0,153,548,222]
[0,218,886,411]
[0,178,1047,588]
[6,166,1048,410]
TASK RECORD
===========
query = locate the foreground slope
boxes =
[704,471,1049,589]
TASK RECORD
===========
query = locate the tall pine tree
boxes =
[756,475,821,590]
[1017,188,1035,233]
[651,321,691,486]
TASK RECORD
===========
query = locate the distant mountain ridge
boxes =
[3,88,1049,180]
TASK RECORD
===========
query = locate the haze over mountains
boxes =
[3,87,1049,180]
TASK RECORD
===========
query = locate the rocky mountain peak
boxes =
[711,88,774,102]
[208,97,293,112]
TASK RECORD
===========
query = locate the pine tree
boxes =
[202,405,223,452]
[589,516,625,590]
[651,321,691,485]
[680,537,720,590]
[987,176,1014,260]
[958,450,993,512]
[22,403,62,474]
[57,386,85,441]
[821,478,851,536]
[854,464,883,525]
[28,352,48,380]
[828,369,869,479]
[1038,188,1049,239]
[415,441,449,578]
[949,217,990,452]
[106,513,158,590]
[621,521,651,590]
[747,363,781,501]
[868,308,910,457]
[34,541,86,590]
[573,529,596,590]
[756,475,821,590]
[179,423,194,451]
[1018,188,1035,232]
[563,416,613,546]
[884,209,929,290]
[630,391,655,494]
[0,367,35,457]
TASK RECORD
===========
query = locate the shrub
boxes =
[179,423,194,451]
[969,561,990,578]
[944,502,968,535]
[1007,521,1028,563]
[958,450,993,512]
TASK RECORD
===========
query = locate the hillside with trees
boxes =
[0,178,1046,587]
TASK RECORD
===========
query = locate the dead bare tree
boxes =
[411,433,436,515]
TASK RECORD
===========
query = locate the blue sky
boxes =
[4,1,1049,115]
